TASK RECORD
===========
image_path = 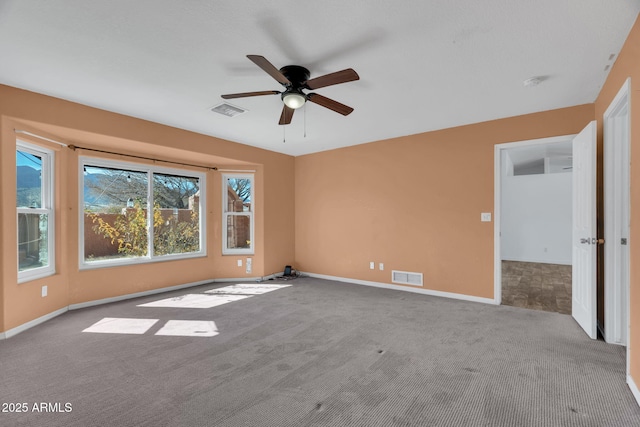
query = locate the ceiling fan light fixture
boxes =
[282,92,306,109]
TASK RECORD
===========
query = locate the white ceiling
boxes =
[1,1,638,157]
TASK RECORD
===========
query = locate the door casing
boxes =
[603,78,631,355]
[493,134,576,305]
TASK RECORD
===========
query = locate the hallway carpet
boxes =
[502,260,572,314]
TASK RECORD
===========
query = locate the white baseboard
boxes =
[205,274,283,282]
[68,278,215,310]
[628,375,640,407]
[302,272,497,305]
[1,307,69,340]
[211,276,268,283]
[258,273,280,281]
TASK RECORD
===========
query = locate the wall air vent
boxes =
[211,103,246,117]
[392,270,423,287]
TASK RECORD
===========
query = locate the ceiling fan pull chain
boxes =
[283,125,286,143]
[304,103,307,138]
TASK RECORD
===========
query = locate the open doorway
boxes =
[497,138,574,314]
[495,123,599,339]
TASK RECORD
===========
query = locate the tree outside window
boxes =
[81,160,205,267]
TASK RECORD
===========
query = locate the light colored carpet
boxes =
[0,277,638,426]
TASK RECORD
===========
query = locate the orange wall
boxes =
[0,85,295,331]
[595,15,640,384]
[295,104,594,298]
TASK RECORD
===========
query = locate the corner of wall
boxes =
[0,115,5,333]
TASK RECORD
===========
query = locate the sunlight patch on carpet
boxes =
[205,283,291,295]
[137,293,250,308]
[82,317,158,334]
[155,320,219,337]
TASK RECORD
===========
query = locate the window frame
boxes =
[79,156,207,270]
[222,173,254,255]
[17,141,55,283]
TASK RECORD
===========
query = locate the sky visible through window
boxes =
[17,151,42,169]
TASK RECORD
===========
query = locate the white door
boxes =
[572,121,597,339]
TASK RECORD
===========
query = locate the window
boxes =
[81,158,205,268]
[153,173,202,256]
[222,174,254,255]
[17,141,55,282]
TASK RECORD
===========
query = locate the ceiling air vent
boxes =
[392,270,423,287]
[211,103,246,117]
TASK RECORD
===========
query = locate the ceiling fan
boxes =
[221,55,359,125]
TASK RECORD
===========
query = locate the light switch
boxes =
[481,213,492,222]
[237,259,242,267]
[379,263,384,271]
[42,285,48,297]
[246,258,252,274]
[370,262,375,270]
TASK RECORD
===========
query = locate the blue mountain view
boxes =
[17,165,40,188]
[16,166,42,207]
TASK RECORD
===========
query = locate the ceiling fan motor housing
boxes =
[280,65,310,89]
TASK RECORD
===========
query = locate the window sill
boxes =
[80,251,207,271]
[222,250,255,256]
[18,269,56,284]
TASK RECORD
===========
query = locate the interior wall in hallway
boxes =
[501,172,572,265]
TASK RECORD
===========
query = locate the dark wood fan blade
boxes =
[307,93,354,116]
[247,55,291,85]
[221,90,280,99]
[279,105,294,125]
[305,68,359,90]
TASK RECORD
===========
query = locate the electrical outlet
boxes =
[237,259,242,267]
[41,285,47,297]
[246,258,252,274]
[379,263,384,271]
[481,212,492,222]
[370,262,375,270]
